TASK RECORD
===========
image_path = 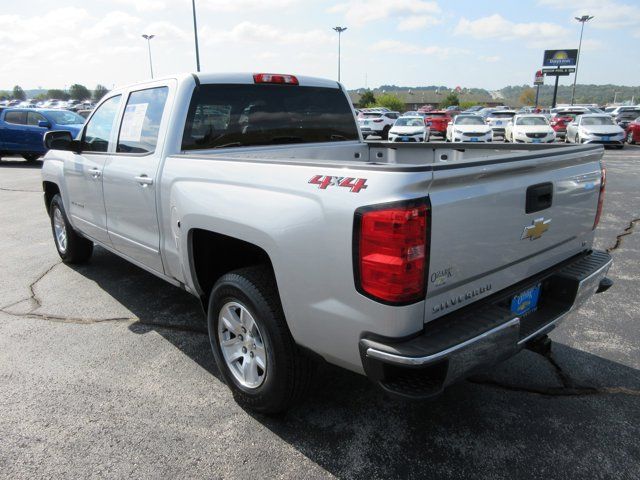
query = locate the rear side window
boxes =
[5,111,27,125]
[117,87,168,154]
[83,95,122,152]
[182,84,359,150]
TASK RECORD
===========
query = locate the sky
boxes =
[1,0,638,92]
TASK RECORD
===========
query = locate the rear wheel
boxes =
[381,126,391,140]
[22,153,39,162]
[49,194,93,264]
[208,266,315,414]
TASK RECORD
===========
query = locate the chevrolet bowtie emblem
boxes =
[521,218,551,240]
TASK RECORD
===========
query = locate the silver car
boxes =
[566,114,625,148]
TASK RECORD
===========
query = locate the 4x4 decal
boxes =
[308,175,368,193]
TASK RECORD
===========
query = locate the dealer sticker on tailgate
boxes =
[510,283,541,316]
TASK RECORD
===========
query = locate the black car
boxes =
[615,109,640,130]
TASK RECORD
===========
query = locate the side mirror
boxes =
[38,120,51,129]
[44,130,81,152]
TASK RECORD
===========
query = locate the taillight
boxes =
[372,118,383,123]
[253,73,299,85]
[354,199,430,304]
[593,166,606,230]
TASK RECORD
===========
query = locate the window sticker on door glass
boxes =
[120,103,148,142]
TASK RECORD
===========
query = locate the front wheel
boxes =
[49,194,93,264]
[381,126,391,140]
[22,153,40,162]
[208,266,315,414]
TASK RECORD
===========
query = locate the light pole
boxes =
[570,15,594,105]
[191,0,201,72]
[613,91,621,104]
[141,34,155,79]
[333,26,347,82]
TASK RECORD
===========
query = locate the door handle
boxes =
[88,167,102,179]
[134,174,154,187]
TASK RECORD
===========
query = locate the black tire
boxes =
[22,153,39,162]
[381,126,391,140]
[49,194,93,264]
[627,132,635,145]
[208,266,315,414]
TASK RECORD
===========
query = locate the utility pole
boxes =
[333,26,347,82]
[142,34,155,78]
[192,0,201,72]
[571,15,594,105]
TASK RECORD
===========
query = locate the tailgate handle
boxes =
[526,183,553,213]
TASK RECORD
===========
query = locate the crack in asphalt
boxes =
[607,218,640,253]
[0,186,41,193]
[0,261,208,335]
[470,349,640,397]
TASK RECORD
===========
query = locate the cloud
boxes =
[454,14,569,47]
[112,0,167,12]
[397,15,441,31]
[371,40,467,58]
[329,0,441,27]
[201,0,299,12]
[202,21,333,46]
[537,0,640,29]
[81,11,141,40]
[480,55,501,62]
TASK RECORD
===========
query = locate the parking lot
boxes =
[1,145,639,479]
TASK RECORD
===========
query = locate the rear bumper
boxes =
[359,250,612,399]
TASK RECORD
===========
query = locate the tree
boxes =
[376,93,405,112]
[440,92,459,108]
[459,101,480,110]
[358,89,376,107]
[33,93,48,101]
[0,90,10,101]
[519,88,536,106]
[12,85,26,101]
[46,89,70,100]
[93,84,109,102]
[69,84,91,101]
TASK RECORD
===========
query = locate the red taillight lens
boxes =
[372,118,383,123]
[593,166,606,230]
[355,200,430,304]
[253,73,299,85]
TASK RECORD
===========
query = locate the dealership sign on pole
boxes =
[543,49,578,67]
[534,70,544,85]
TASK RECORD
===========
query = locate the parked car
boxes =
[445,114,492,142]
[505,114,556,143]
[357,111,399,139]
[614,109,640,130]
[388,116,430,142]
[625,117,640,144]
[462,105,483,113]
[0,108,84,162]
[41,72,612,414]
[549,114,574,139]
[423,110,452,138]
[566,114,625,148]
[485,110,517,138]
[605,106,640,117]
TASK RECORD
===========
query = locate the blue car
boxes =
[0,108,85,162]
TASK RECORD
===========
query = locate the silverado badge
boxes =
[521,218,551,240]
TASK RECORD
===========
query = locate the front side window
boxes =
[117,87,168,154]
[27,112,46,126]
[83,95,122,152]
[182,84,359,150]
[5,111,27,125]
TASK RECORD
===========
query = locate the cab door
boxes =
[102,85,171,273]
[63,95,122,244]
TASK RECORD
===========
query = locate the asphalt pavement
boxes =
[0,145,639,479]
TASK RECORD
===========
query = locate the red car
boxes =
[549,114,574,138]
[424,110,452,137]
[625,118,640,144]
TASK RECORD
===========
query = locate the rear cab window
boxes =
[181,84,359,150]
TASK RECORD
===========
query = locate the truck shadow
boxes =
[71,247,640,479]
[0,158,42,168]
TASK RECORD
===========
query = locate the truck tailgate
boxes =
[424,146,604,321]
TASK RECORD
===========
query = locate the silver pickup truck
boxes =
[41,73,612,413]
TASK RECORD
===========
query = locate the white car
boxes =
[505,115,556,144]
[566,114,625,148]
[358,111,400,139]
[446,114,493,142]
[388,116,430,142]
[485,110,517,138]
